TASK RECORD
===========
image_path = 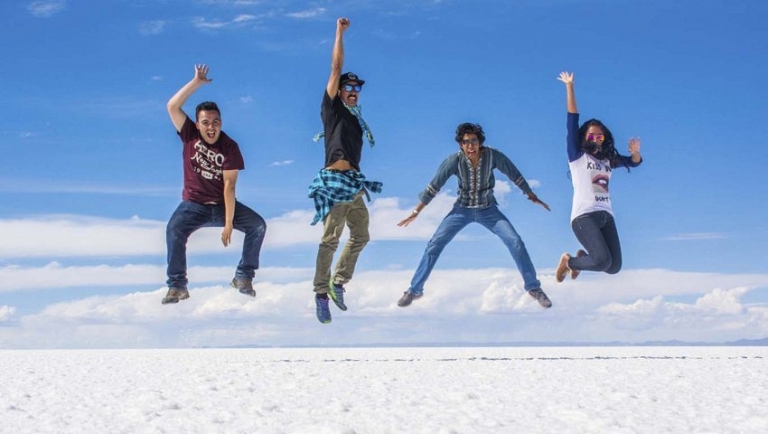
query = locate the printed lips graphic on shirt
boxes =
[592,174,610,193]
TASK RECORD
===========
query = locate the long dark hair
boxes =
[578,118,628,170]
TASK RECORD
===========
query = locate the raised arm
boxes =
[167,64,212,132]
[326,18,350,99]
[557,71,577,114]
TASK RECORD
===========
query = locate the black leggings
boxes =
[569,211,622,274]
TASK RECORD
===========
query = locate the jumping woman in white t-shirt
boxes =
[555,72,643,282]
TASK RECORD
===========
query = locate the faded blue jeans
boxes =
[166,200,267,288]
[409,204,541,294]
[569,210,622,274]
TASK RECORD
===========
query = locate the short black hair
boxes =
[455,122,486,145]
[195,101,220,120]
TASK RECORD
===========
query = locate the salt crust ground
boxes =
[1,347,766,434]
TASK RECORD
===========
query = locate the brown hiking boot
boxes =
[161,287,190,304]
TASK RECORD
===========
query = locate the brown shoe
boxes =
[161,287,190,304]
[570,250,587,280]
[556,253,571,283]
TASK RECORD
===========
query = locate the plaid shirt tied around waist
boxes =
[308,169,383,225]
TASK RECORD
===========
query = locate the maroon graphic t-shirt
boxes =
[178,116,245,204]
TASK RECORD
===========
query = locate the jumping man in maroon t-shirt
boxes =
[162,64,267,304]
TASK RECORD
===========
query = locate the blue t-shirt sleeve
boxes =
[567,112,583,162]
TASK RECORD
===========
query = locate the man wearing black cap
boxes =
[309,17,381,324]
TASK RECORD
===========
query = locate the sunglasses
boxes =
[460,138,480,146]
[586,133,605,142]
[342,84,362,92]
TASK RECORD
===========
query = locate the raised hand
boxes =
[337,17,350,33]
[628,137,641,155]
[194,64,212,84]
[557,71,574,85]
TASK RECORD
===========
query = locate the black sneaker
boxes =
[161,287,189,304]
[315,294,332,324]
[397,291,423,307]
[231,277,256,297]
[528,288,552,308]
[328,278,347,311]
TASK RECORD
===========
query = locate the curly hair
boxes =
[454,122,486,145]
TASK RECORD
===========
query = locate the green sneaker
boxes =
[328,278,347,311]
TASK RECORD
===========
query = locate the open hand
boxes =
[557,71,574,85]
[398,212,419,227]
[194,64,212,84]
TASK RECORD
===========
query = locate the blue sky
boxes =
[1,0,767,348]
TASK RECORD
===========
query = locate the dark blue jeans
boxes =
[569,211,622,274]
[409,205,541,294]
[166,200,267,288]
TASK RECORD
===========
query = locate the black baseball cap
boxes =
[339,72,365,86]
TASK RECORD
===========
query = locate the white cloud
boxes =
[694,287,749,315]
[0,305,16,322]
[270,160,294,167]
[192,14,259,30]
[240,96,254,104]
[233,14,256,23]
[0,194,458,259]
[139,20,166,36]
[27,0,65,18]
[0,268,766,348]
[0,263,312,292]
[286,8,326,19]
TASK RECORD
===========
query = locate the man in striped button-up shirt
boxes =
[397,122,553,309]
